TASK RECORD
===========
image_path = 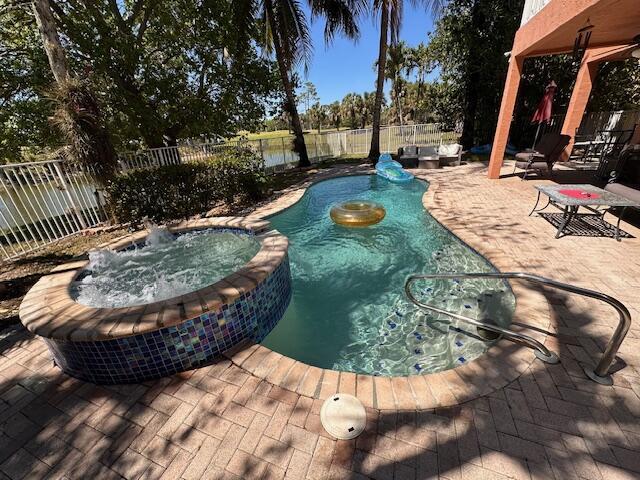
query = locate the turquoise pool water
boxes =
[262,175,515,376]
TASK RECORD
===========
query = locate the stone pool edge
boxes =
[222,165,554,411]
[18,217,294,384]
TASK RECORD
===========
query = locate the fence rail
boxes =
[1,123,454,261]
[1,109,635,262]
[0,159,109,260]
[119,123,453,173]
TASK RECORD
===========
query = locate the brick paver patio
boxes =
[1,161,639,479]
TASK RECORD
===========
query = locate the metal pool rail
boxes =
[405,272,631,385]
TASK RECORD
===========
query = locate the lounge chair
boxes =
[514,133,571,180]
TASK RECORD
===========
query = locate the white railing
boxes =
[521,0,551,26]
[579,110,640,136]
[0,159,109,261]
[0,123,452,261]
[321,123,448,157]
[118,123,452,173]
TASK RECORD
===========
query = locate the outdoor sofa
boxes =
[397,143,463,169]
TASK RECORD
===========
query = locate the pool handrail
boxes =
[404,272,631,385]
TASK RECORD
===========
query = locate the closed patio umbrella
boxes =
[531,80,557,148]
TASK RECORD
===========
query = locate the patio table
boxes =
[529,184,639,241]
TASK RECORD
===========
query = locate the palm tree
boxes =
[409,43,433,107]
[253,0,367,167]
[361,91,377,128]
[368,0,443,163]
[385,41,408,126]
[341,93,364,129]
[328,101,342,129]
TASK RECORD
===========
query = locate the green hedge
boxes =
[107,148,267,224]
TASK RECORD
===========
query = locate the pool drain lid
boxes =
[320,393,366,440]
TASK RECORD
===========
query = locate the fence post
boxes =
[53,162,88,229]
[413,125,417,144]
[259,139,265,164]
[281,137,287,165]
[314,135,319,162]
[387,127,391,153]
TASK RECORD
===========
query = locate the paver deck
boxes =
[2,161,640,479]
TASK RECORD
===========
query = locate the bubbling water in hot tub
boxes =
[72,227,260,308]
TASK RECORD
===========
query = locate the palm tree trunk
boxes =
[368,2,389,164]
[32,0,70,84]
[264,0,310,167]
[395,82,404,126]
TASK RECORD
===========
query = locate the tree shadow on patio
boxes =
[1,218,640,479]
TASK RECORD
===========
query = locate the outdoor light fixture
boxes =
[572,20,594,61]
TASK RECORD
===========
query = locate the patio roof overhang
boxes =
[513,0,640,58]
[487,0,640,180]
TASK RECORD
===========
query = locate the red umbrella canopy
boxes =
[531,80,558,124]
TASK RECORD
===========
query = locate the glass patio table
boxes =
[529,184,639,241]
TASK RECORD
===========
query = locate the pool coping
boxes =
[19,217,289,342]
[222,165,554,410]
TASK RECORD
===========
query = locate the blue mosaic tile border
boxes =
[45,254,292,384]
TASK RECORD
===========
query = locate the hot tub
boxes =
[19,217,292,384]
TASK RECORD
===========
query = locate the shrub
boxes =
[107,147,267,224]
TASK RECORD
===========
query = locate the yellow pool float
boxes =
[330,201,386,227]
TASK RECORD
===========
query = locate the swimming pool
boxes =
[262,175,515,376]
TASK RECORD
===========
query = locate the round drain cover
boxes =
[320,393,366,440]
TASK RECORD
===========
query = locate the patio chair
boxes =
[398,146,419,168]
[605,145,640,204]
[514,133,571,180]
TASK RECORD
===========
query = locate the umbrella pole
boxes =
[532,123,542,150]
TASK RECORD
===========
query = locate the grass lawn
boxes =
[233,127,352,141]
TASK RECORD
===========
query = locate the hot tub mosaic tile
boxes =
[45,255,292,384]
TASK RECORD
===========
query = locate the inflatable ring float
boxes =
[330,200,386,227]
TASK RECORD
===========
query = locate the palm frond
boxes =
[308,0,368,43]
[412,0,446,19]
[271,0,313,73]
[389,0,403,45]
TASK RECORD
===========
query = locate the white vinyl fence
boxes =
[1,123,452,261]
[2,109,635,261]
[0,159,109,260]
[118,123,453,174]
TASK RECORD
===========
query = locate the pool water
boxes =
[262,175,515,376]
[72,229,260,308]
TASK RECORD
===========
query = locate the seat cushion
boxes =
[402,146,418,156]
[605,183,640,204]
[515,161,549,171]
[515,151,544,161]
[438,143,461,156]
[417,146,437,156]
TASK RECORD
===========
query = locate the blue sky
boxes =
[300,4,438,106]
